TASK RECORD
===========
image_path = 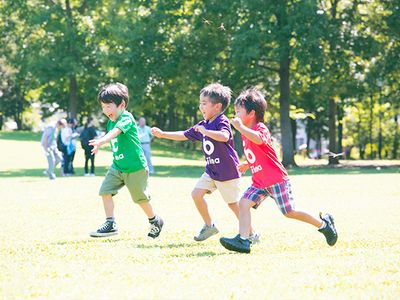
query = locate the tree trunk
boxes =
[276,0,296,168]
[0,114,3,130]
[369,93,374,159]
[291,118,297,153]
[167,95,176,130]
[66,0,78,119]
[337,103,343,154]
[69,75,78,119]
[233,129,244,158]
[393,113,399,159]
[328,98,338,165]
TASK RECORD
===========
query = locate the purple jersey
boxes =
[184,114,240,181]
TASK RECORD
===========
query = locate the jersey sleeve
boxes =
[216,117,232,138]
[115,115,133,133]
[255,123,272,145]
[184,122,203,141]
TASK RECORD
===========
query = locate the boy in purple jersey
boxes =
[152,83,257,242]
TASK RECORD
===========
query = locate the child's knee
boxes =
[283,210,296,218]
[239,198,255,210]
[191,189,205,201]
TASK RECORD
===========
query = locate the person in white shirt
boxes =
[138,117,154,174]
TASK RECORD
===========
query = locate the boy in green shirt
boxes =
[89,83,164,239]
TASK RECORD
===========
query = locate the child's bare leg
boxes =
[138,202,155,219]
[284,210,323,228]
[102,194,114,218]
[239,198,255,238]
[191,188,212,226]
[228,202,240,218]
[228,202,256,235]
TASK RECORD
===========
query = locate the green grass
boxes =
[1,132,400,299]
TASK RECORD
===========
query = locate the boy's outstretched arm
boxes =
[230,117,263,145]
[151,127,188,141]
[89,127,122,154]
[194,125,229,142]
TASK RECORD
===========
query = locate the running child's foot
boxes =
[318,213,338,246]
[148,216,164,239]
[194,224,219,241]
[220,234,251,253]
[90,220,118,237]
[248,232,261,245]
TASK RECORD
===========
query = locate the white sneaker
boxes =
[248,233,261,245]
[194,224,219,241]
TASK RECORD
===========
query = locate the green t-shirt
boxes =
[107,111,147,173]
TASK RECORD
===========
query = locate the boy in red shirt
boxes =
[220,88,338,253]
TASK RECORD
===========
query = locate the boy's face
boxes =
[234,104,253,126]
[101,101,125,121]
[199,96,222,121]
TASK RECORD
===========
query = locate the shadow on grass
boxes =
[52,239,229,257]
[1,164,398,178]
[0,165,206,178]
[0,131,41,142]
[287,165,400,175]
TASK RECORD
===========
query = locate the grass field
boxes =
[1,132,399,299]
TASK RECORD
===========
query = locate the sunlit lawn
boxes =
[0,132,399,299]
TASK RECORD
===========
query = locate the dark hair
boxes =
[98,82,129,107]
[200,83,232,112]
[85,116,94,128]
[234,87,267,122]
[67,117,77,125]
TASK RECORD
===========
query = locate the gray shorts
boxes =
[99,167,150,204]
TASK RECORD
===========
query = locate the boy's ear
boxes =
[250,110,256,118]
[119,101,126,109]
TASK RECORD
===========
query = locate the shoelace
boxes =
[199,225,209,235]
[149,223,160,234]
[99,221,112,232]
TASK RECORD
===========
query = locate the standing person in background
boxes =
[81,117,98,176]
[41,119,65,180]
[138,117,155,174]
[67,118,79,175]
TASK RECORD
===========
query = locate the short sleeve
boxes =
[115,115,133,133]
[255,123,272,145]
[216,117,231,138]
[184,122,204,141]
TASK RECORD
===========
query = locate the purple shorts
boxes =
[242,180,296,214]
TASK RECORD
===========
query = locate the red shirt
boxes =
[242,122,289,188]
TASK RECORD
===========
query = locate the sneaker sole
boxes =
[219,238,250,254]
[324,214,338,246]
[90,231,118,238]
[148,220,164,239]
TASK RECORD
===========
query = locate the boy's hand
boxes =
[151,127,163,138]
[89,139,100,155]
[230,117,243,130]
[237,162,249,174]
[194,125,207,135]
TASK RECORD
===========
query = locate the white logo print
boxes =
[203,139,215,155]
[111,138,118,152]
[203,138,220,165]
[244,148,256,164]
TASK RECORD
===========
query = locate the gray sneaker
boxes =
[194,224,219,241]
[248,232,261,245]
[90,220,118,237]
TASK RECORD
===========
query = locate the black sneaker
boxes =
[220,234,251,254]
[90,220,118,237]
[318,213,338,246]
[148,216,164,239]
